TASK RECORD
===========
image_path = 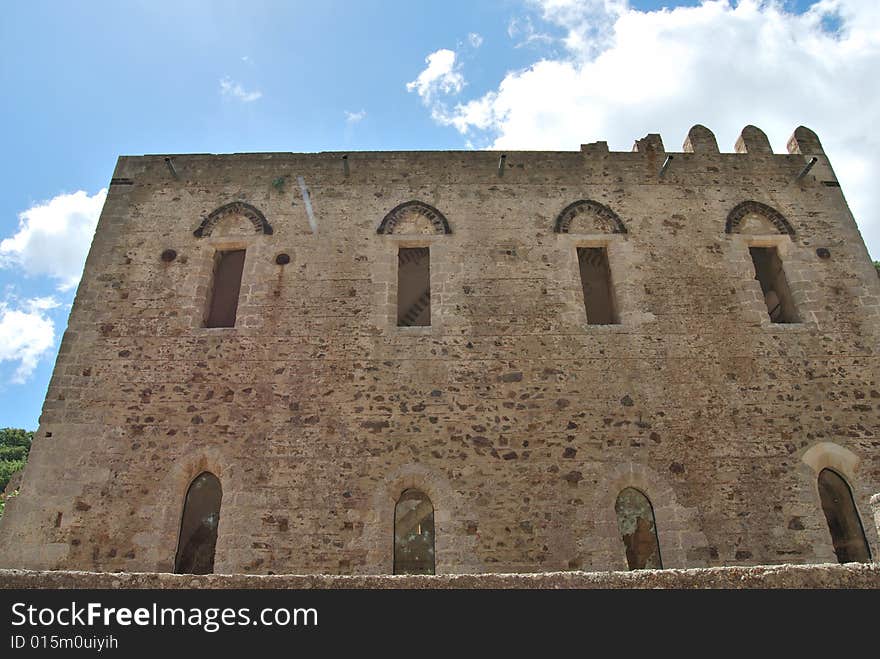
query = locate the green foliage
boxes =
[0,428,33,448]
[0,445,28,461]
[0,428,33,492]
[0,489,19,519]
[0,458,25,488]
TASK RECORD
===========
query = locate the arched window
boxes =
[393,489,435,574]
[397,247,431,326]
[615,487,662,570]
[174,472,222,574]
[817,468,871,563]
[377,200,450,328]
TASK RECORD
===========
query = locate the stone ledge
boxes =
[1,563,878,589]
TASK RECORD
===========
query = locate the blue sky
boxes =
[0,0,877,430]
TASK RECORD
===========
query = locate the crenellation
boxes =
[110,148,837,195]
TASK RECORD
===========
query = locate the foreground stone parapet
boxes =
[1,564,878,589]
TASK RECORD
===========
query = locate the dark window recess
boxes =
[205,250,245,328]
[615,487,662,570]
[818,469,871,564]
[397,247,431,327]
[393,489,435,574]
[174,472,222,575]
[749,246,799,323]
[577,247,618,324]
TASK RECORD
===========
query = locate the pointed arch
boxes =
[725,201,794,235]
[553,199,627,234]
[193,201,273,237]
[377,200,451,235]
[615,487,662,570]
[174,471,222,574]
[393,488,435,574]
[817,468,871,563]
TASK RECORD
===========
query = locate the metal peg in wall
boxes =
[796,157,818,182]
[164,157,178,179]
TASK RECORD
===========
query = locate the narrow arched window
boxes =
[615,487,662,570]
[377,200,450,329]
[174,472,222,574]
[393,489,435,574]
[397,247,431,326]
[748,246,799,323]
[818,469,871,563]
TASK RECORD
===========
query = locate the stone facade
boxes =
[0,125,878,575]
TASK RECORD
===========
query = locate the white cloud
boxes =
[345,109,367,124]
[23,297,61,313]
[534,0,628,54]
[419,0,880,257]
[0,297,58,383]
[219,77,262,102]
[468,32,484,48]
[406,49,468,127]
[1,189,107,291]
[406,49,465,103]
[507,16,555,48]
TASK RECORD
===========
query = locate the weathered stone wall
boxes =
[1,125,878,575]
[1,564,878,589]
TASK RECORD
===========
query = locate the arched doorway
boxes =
[393,489,435,574]
[615,487,662,570]
[174,472,222,574]
[817,468,871,563]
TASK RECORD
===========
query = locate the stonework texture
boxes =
[0,125,878,576]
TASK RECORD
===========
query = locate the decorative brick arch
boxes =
[193,201,273,237]
[553,199,627,234]
[377,200,452,235]
[725,201,794,236]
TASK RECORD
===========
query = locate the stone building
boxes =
[1,125,878,575]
